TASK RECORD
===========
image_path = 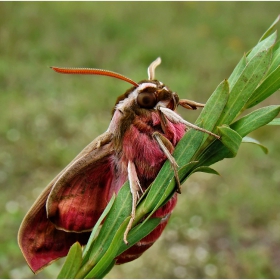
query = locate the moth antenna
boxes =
[148,57,161,80]
[50,67,139,87]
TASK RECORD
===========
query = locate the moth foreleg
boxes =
[124,161,142,244]
[153,132,181,194]
[179,99,205,110]
[159,107,220,139]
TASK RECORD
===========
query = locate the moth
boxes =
[18,57,219,273]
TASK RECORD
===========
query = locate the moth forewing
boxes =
[46,136,115,232]
[18,132,115,272]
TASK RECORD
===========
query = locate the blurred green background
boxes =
[1,2,280,278]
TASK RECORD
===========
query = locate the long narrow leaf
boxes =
[196,79,229,142]
[245,65,280,108]
[82,194,116,258]
[258,15,280,42]
[230,105,280,136]
[191,166,220,176]
[246,32,276,60]
[218,49,272,125]
[218,126,242,158]
[242,136,268,154]
[87,183,131,262]
[84,218,130,279]
[266,41,280,76]
[57,242,83,279]
[197,127,242,167]
[228,55,247,87]
[267,118,280,125]
[116,218,161,256]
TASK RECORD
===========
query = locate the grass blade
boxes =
[218,125,242,158]
[230,105,280,136]
[218,49,272,125]
[242,136,268,154]
[267,118,280,125]
[82,194,116,258]
[245,65,280,108]
[57,242,83,279]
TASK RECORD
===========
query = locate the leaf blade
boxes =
[242,136,268,154]
[245,65,280,108]
[218,49,272,125]
[57,242,83,279]
[267,118,280,125]
[230,105,280,136]
[218,125,242,158]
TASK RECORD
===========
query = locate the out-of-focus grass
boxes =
[0,2,279,278]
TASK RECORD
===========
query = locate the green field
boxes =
[1,2,280,278]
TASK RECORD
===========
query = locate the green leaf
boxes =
[218,125,242,158]
[84,218,130,279]
[218,49,272,126]
[82,194,116,258]
[267,118,280,125]
[195,79,229,139]
[57,242,83,279]
[266,41,280,76]
[258,15,280,42]
[246,32,276,61]
[94,261,115,280]
[231,105,280,136]
[191,166,220,176]
[173,124,205,166]
[228,54,247,87]
[245,65,280,108]
[178,161,200,184]
[196,128,242,168]
[196,140,231,167]
[87,183,131,262]
[116,218,161,256]
[192,79,228,154]
[242,136,268,154]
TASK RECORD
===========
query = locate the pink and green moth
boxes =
[18,58,219,273]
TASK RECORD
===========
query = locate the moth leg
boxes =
[153,132,181,194]
[159,107,220,139]
[179,99,205,110]
[124,161,142,244]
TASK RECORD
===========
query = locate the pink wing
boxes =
[18,185,91,272]
[18,134,115,272]
[46,143,114,232]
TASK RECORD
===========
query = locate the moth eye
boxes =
[137,92,157,109]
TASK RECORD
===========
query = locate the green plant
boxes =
[57,17,280,279]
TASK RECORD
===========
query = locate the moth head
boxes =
[113,57,179,113]
[132,80,179,111]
